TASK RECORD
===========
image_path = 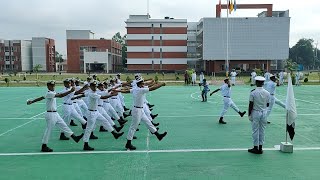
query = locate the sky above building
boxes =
[1,0,319,56]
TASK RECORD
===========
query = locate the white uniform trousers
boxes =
[62,104,86,125]
[251,110,267,146]
[220,97,240,117]
[77,99,88,115]
[98,106,115,126]
[110,98,124,118]
[231,76,236,85]
[42,112,73,144]
[118,93,126,107]
[73,102,83,117]
[279,77,284,85]
[143,103,153,121]
[103,102,120,120]
[127,107,157,141]
[83,111,115,142]
[266,95,286,118]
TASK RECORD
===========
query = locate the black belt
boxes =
[134,106,143,109]
[73,102,77,103]
[47,111,57,112]
[224,96,230,98]
[103,101,109,103]
[111,98,118,99]
[270,94,274,95]
[98,105,103,107]
[63,103,72,105]
[88,109,97,111]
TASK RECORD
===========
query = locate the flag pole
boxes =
[286,111,288,144]
[226,0,229,78]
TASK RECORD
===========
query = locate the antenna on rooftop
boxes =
[147,0,150,18]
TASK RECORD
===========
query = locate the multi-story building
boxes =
[66,30,122,73]
[0,40,32,72]
[187,22,200,70]
[196,4,290,73]
[32,37,56,72]
[125,15,188,72]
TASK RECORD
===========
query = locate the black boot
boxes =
[113,125,124,132]
[149,108,153,111]
[124,106,130,111]
[150,127,159,134]
[41,144,53,152]
[155,131,167,141]
[83,116,88,121]
[90,132,98,139]
[82,122,87,130]
[259,145,263,154]
[248,146,261,154]
[147,103,155,108]
[99,126,108,132]
[219,117,226,124]
[71,133,84,143]
[125,140,136,150]
[83,142,94,151]
[136,128,139,131]
[152,121,160,126]
[123,113,130,118]
[239,111,246,117]
[118,119,127,126]
[70,120,78,126]
[59,133,70,140]
[112,131,124,139]
[151,114,158,119]
[201,94,205,102]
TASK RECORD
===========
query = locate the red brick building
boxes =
[66,30,122,73]
[125,15,188,72]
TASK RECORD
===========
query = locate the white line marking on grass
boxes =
[0,105,61,137]
[158,113,320,118]
[1,147,320,156]
[0,117,44,120]
[277,93,320,106]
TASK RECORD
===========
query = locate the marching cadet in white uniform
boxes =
[74,81,124,151]
[210,78,246,124]
[264,71,271,82]
[27,81,84,152]
[248,76,270,154]
[264,74,286,123]
[230,69,237,86]
[74,79,89,116]
[115,73,130,111]
[70,78,87,126]
[199,72,205,85]
[279,71,284,85]
[250,70,257,86]
[295,71,301,86]
[96,82,124,132]
[119,78,167,150]
[109,79,130,119]
[191,71,197,86]
[60,79,88,140]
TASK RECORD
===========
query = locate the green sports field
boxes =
[0,84,320,179]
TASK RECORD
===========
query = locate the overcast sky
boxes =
[1,0,320,56]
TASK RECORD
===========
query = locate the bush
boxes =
[4,78,9,87]
[126,76,131,82]
[23,77,26,81]
[155,75,159,83]
[176,76,180,81]
[304,78,308,83]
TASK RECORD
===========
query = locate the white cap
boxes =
[255,76,266,81]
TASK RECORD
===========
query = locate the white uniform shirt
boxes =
[199,74,204,83]
[264,72,271,81]
[61,87,74,104]
[45,91,57,111]
[192,73,196,80]
[295,72,300,79]
[130,87,149,107]
[279,72,284,78]
[220,84,231,97]
[249,87,270,111]
[131,80,138,89]
[251,72,257,78]
[264,81,276,95]
[230,72,237,77]
[85,91,101,111]
[96,90,106,106]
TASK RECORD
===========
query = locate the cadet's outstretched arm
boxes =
[27,96,45,105]
[100,91,118,99]
[149,83,165,91]
[55,87,75,98]
[210,89,220,96]
[74,84,89,95]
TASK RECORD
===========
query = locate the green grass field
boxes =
[0,84,320,179]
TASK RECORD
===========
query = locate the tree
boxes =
[289,38,314,67]
[55,51,63,63]
[112,32,127,68]
[33,64,42,86]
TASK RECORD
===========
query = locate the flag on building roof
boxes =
[229,0,234,14]
[286,73,297,140]
[219,0,222,13]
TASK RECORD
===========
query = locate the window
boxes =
[160,36,162,46]
[5,65,9,69]
[5,56,10,61]
[5,47,9,52]
[160,48,163,58]
[11,56,16,61]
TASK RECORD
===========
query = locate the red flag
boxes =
[219,0,222,12]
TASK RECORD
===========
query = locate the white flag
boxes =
[286,73,297,140]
